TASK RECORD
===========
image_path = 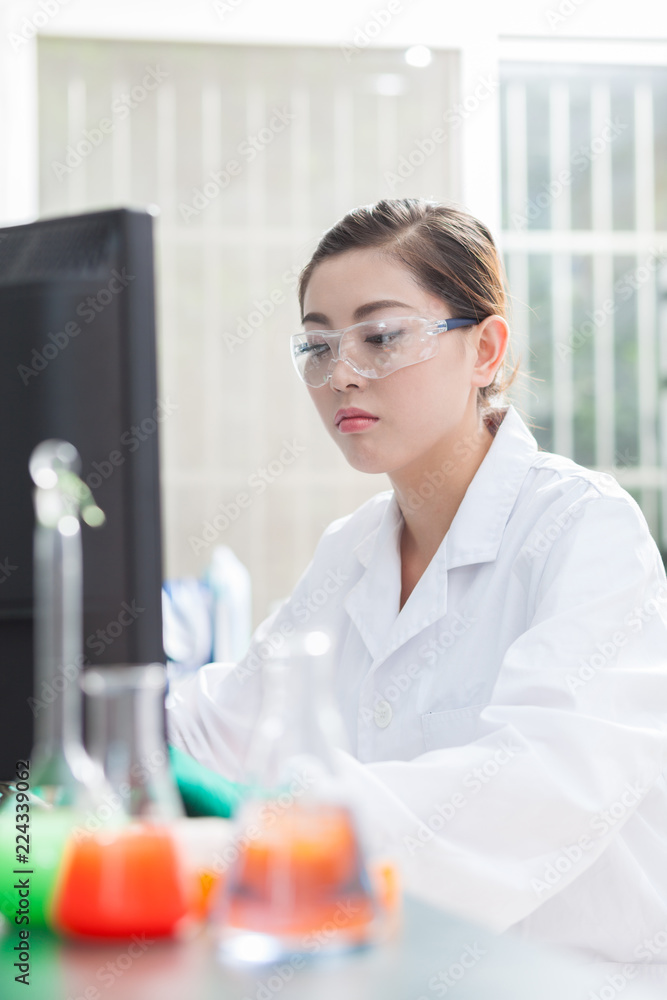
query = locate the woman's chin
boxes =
[339,449,392,475]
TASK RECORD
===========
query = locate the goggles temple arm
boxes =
[439,318,478,331]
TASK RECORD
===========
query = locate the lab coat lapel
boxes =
[344,492,404,662]
[343,406,539,666]
[344,491,450,665]
[445,405,539,569]
[383,539,450,660]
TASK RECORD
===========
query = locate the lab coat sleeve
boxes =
[165,523,347,778]
[334,488,667,933]
[165,601,287,780]
[165,503,369,776]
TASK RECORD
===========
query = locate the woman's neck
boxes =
[390,408,498,569]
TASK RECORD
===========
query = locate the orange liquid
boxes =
[225,804,375,937]
[53,825,192,938]
[194,868,224,918]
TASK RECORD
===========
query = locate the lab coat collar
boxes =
[445,404,539,569]
[345,405,539,662]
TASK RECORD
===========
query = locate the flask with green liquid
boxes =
[0,440,107,927]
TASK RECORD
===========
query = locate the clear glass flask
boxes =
[0,441,107,929]
[51,663,205,940]
[28,439,106,806]
[82,663,184,821]
[215,630,386,963]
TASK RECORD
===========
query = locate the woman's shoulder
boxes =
[285,490,395,600]
[491,408,656,560]
[500,406,632,506]
[513,442,658,567]
[527,446,639,511]
[318,489,395,545]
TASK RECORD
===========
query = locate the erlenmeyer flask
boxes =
[0,441,107,929]
[83,664,184,821]
[215,630,386,962]
[51,663,203,939]
[27,439,106,806]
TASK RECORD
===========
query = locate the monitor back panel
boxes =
[0,209,164,776]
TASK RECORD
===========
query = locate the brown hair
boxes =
[298,198,520,414]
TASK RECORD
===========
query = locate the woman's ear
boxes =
[471,315,509,388]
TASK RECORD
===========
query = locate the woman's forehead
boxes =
[303,250,433,314]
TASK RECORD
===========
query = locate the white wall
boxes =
[4,0,666,229]
[2,0,666,621]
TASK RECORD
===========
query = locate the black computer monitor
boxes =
[0,207,165,776]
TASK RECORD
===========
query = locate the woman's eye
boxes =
[365,329,405,346]
[300,341,330,356]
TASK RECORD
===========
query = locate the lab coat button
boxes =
[374,700,392,728]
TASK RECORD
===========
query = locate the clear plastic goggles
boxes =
[290,315,477,388]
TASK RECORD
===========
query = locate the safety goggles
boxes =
[290,315,477,388]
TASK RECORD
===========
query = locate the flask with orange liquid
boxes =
[214,630,398,963]
[51,664,210,939]
[0,441,109,929]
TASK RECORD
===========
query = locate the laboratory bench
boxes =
[1,893,665,1000]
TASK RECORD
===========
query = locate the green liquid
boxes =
[0,928,64,1000]
[0,806,83,928]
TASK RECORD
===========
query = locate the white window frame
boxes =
[498,34,667,548]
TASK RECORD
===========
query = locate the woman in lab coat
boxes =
[167,198,667,971]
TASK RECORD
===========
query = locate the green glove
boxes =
[168,744,247,819]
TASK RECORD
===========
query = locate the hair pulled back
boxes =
[298,198,519,412]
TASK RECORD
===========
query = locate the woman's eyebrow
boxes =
[301,311,329,325]
[301,299,415,325]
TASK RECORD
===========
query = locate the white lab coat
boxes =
[166,404,667,968]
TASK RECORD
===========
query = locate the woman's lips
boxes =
[336,414,379,433]
[334,408,379,433]
[335,407,378,426]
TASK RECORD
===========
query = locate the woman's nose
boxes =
[328,356,366,391]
